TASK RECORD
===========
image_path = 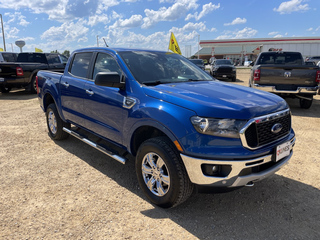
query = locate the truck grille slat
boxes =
[241,109,291,149]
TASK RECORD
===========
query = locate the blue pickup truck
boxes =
[37,48,295,208]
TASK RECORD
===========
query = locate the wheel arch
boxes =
[129,123,179,157]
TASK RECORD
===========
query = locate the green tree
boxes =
[62,50,70,58]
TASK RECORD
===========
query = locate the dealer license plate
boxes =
[275,141,290,162]
[222,75,227,78]
[0,78,4,82]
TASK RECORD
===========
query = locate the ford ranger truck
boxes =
[37,48,295,208]
[249,51,320,109]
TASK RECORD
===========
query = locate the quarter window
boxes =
[69,52,93,78]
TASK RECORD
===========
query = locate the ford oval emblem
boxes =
[271,123,282,134]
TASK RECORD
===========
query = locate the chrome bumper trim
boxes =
[253,84,319,94]
[181,137,295,187]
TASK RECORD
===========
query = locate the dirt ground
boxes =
[1,69,319,239]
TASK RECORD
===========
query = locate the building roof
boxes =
[200,36,320,47]
[197,46,258,55]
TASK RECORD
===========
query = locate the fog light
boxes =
[202,164,221,176]
[201,164,232,177]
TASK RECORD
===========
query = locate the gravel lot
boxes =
[1,68,319,239]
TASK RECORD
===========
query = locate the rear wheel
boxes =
[30,76,37,94]
[299,96,313,109]
[136,137,193,208]
[46,103,70,140]
[0,86,12,93]
[232,77,236,82]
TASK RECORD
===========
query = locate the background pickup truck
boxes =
[249,51,320,109]
[0,52,65,93]
[37,47,295,208]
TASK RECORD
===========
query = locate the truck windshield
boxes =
[118,51,212,85]
[258,52,303,65]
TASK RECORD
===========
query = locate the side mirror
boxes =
[95,72,125,88]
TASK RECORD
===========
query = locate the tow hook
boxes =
[245,181,254,187]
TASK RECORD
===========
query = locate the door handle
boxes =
[86,89,94,96]
[62,82,69,88]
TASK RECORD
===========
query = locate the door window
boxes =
[92,53,121,80]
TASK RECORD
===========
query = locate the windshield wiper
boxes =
[143,80,166,86]
[187,79,211,82]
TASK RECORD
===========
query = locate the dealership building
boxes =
[197,37,320,65]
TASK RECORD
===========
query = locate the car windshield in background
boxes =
[257,52,303,65]
[189,59,203,64]
[216,60,233,65]
[118,51,212,85]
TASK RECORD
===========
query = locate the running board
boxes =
[63,127,126,164]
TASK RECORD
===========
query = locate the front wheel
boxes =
[46,103,70,140]
[136,137,193,208]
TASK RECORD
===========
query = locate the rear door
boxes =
[82,52,127,144]
[60,52,93,126]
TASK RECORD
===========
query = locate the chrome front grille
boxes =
[240,109,291,150]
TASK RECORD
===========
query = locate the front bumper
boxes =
[181,137,295,187]
[253,84,319,95]
[212,72,236,79]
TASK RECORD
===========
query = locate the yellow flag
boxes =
[168,32,181,55]
[0,48,3,52]
[35,48,43,52]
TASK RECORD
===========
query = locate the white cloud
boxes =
[87,14,109,27]
[142,0,198,28]
[185,3,220,21]
[171,22,215,33]
[4,12,30,27]
[307,28,313,31]
[41,20,89,43]
[109,15,143,29]
[268,31,279,36]
[216,27,258,39]
[0,0,120,22]
[273,0,309,14]
[4,26,20,39]
[224,17,247,26]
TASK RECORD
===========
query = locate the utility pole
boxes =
[0,14,6,51]
[197,35,200,59]
[97,35,99,47]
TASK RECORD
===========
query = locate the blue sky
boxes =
[0,0,319,56]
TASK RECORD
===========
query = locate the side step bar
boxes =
[63,127,126,164]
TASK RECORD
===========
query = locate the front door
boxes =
[82,52,127,144]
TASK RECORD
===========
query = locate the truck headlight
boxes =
[190,116,247,138]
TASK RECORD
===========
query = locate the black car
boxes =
[210,59,236,82]
[189,59,205,70]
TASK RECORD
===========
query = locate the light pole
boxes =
[0,14,6,51]
[197,35,200,59]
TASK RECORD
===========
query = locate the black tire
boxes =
[135,137,193,208]
[30,76,37,94]
[46,103,70,140]
[299,97,313,109]
[232,77,236,82]
[0,86,12,93]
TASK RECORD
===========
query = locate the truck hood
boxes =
[142,80,288,119]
